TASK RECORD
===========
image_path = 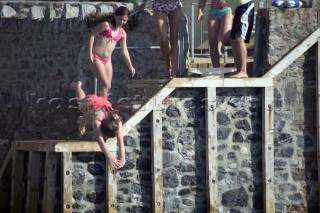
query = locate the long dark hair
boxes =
[100,110,122,138]
[85,6,137,30]
[110,6,130,28]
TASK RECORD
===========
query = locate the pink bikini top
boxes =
[99,25,123,42]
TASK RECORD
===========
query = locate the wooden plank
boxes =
[0,147,13,180]
[262,86,275,212]
[62,152,72,213]
[188,67,237,76]
[55,142,107,152]
[14,141,117,153]
[42,151,57,213]
[121,84,175,137]
[151,107,163,212]
[125,79,168,88]
[205,87,218,212]
[15,140,62,152]
[316,39,320,213]
[106,159,117,213]
[263,28,320,78]
[26,151,42,213]
[11,151,25,213]
[167,78,273,88]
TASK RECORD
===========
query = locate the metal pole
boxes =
[191,3,195,63]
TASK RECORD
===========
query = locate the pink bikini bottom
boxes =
[94,54,111,65]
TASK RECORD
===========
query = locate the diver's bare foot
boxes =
[70,81,82,90]
[227,71,248,78]
[77,116,86,135]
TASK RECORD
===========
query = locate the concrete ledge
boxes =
[0,1,134,20]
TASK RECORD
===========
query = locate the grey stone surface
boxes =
[0,3,319,212]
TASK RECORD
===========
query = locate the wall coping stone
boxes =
[0,1,134,20]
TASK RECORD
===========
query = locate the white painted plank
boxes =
[168,78,273,88]
[151,107,163,212]
[262,86,275,212]
[206,87,218,212]
[62,152,72,213]
[106,158,117,213]
[263,28,320,78]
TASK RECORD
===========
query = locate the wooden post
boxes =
[106,160,117,213]
[26,151,42,213]
[11,150,25,213]
[316,39,320,213]
[42,151,58,213]
[262,86,275,212]
[151,107,163,212]
[205,87,218,213]
[62,152,72,213]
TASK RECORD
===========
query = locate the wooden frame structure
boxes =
[1,27,320,213]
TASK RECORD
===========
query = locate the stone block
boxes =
[31,6,46,20]
[65,4,79,19]
[1,5,16,18]
[81,4,96,20]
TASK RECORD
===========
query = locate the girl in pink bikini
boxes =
[88,6,135,98]
[70,81,125,170]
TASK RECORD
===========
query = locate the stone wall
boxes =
[0,1,189,160]
[258,7,319,212]
[1,2,320,213]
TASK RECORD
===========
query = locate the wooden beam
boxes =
[205,87,218,213]
[151,107,163,212]
[167,78,273,88]
[54,142,106,152]
[0,147,13,180]
[11,151,25,213]
[263,28,320,78]
[42,151,58,213]
[106,159,117,213]
[188,67,237,77]
[26,151,42,213]
[121,84,175,136]
[316,39,320,213]
[262,86,275,212]
[62,152,72,213]
[15,140,63,151]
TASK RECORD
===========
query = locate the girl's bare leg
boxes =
[218,42,223,56]
[89,59,112,98]
[153,10,171,77]
[208,14,220,67]
[78,114,90,135]
[220,11,233,46]
[70,81,85,100]
[168,8,182,77]
[70,81,90,134]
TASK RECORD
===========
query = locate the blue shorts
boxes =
[209,8,231,21]
[230,1,254,43]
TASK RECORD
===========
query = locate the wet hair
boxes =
[100,110,122,138]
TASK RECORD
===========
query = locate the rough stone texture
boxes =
[0,2,319,213]
[257,7,319,212]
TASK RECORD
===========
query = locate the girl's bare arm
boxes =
[119,31,135,77]
[92,113,121,169]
